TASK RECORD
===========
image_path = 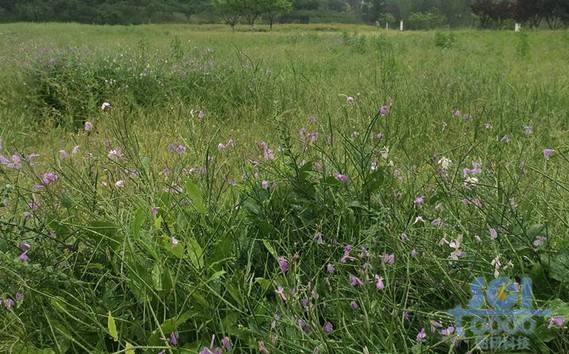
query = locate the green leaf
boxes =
[131,207,146,238]
[125,342,135,354]
[107,311,118,342]
[209,270,227,282]
[262,239,278,259]
[187,236,204,269]
[185,179,207,213]
[151,263,163,291]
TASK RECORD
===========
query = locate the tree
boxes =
[241,0,264,28]
[472,0,512,28]
[262,0,293,30]
[361,0,386,24]
[212,0,242,30]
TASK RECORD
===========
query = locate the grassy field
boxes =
[1,23,569,353]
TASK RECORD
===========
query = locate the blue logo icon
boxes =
[449,277,551,351]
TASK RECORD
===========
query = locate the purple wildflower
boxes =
[382,253,395,265]
[548,316,565,328]
[107,149,123,161]
[441,326,455,336]
[258,142,274,161]
[326,263,336,273]
[4,298,15,310]
[261,180,270,190]
[221,337,232,351]
[297,318,310,333]
[19,252,29,263]
[84,121,93,131]
[15,292,24,301]
[543,148,554,160]
[323,321,334,334]
[375,274,385,290]
[416,328,427,342]
[278,256,289,274]
[151,207,159,217]
[489,228,498,240]
[340,244,355,263]
[169,331,178,346]
[349,274,364,287]
[523,125,533,136]
[275,286,287,302]
[335,173,348,184]
[41,172,59,186]
[379,105,390,117]
[350,301,359,310]
[414,196,424,208]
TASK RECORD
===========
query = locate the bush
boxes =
[407,11,447,30]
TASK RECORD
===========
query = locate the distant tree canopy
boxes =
[472,0,569,28]
[0,0,568,28]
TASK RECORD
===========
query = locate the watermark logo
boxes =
[449,277,551,351]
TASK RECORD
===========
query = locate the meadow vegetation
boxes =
[1,23,569,353]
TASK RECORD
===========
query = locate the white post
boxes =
[514,23,521,32]
[386,22,389,30]
[400,20,404,31]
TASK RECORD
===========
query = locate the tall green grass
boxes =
[1,24,568,353]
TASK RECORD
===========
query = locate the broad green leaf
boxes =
[187,236,204,269]
[132,207,146,238]
[208,270,226,282]
[262,240,277,259]
[185,179,207,213]
[107,311,118,342]
[151,263,163,291]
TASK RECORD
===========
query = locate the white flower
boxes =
[464,176,479,189]
[438,157,452,170]
[101,102,112,111]
[114,180,125,188]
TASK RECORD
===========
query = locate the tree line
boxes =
[1,0,568,29]
[472,0,569,29]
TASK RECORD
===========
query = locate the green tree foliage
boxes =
[212,0,242,29]
[1,0,568,28]
[262,0,293,30]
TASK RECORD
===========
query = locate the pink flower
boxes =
[107,149,123,160]
[489,228,498,240]
[441,326,455,336]
[258,142,274,161]
[335,173,348,183]
[382,253,395,265]
[349,274,364,287]
[326,263,336,273]
[548,316,565,328]
[41,172,59,186]
[375,274,385,290]
[323,321,334,334]
[275,286,287,302]
[414,196,424,208]
[278,256,289,273]
[416,328,427,342]
[340,244,355,263]
[543,148,554,160]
